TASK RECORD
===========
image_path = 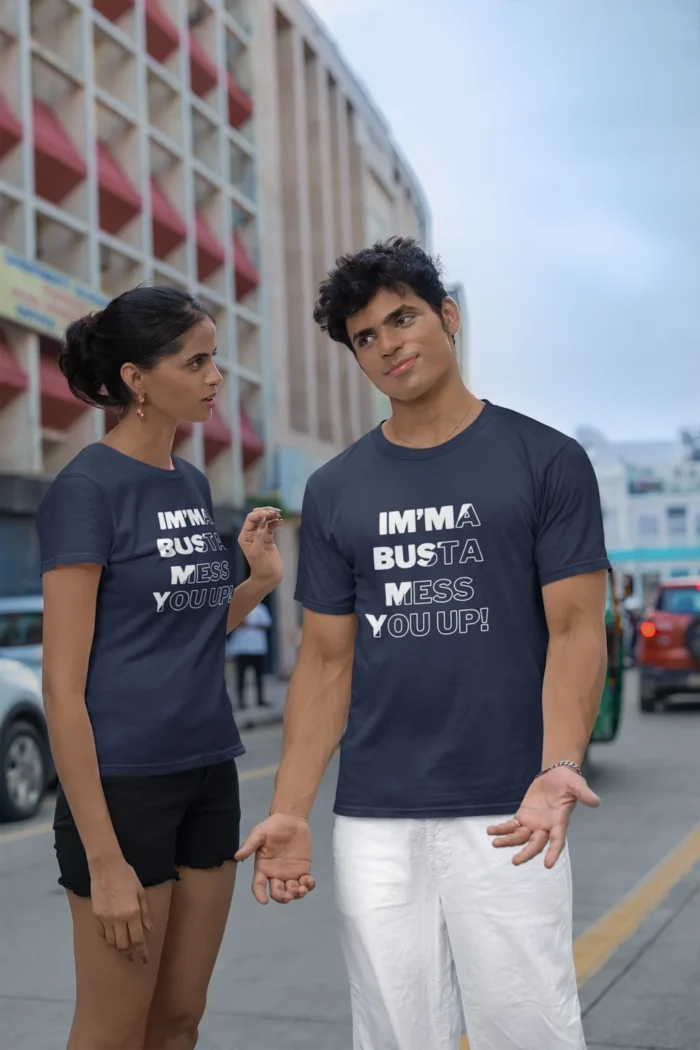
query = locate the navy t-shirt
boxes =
[36,443,244,776]
[294,401,610,818]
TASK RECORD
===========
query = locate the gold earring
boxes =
[137,392,145,420]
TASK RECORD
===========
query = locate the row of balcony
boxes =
[0,93,259,295]
[5,0,253,129]
[94,0,253,128]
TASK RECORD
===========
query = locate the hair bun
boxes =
[60,313,112,408]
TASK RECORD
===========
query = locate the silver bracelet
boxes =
[536,760,583,779]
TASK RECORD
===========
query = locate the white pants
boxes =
[334,816,585,1050]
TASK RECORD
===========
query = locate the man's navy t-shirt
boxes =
[294,402,610,818]
[36,443,243,776]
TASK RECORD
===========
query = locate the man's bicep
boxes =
[299,608,356,665]
[542,570,608,636]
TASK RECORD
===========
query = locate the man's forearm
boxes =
[270,656,352,819]
[541,623,607,768]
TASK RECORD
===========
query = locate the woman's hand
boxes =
[90,856,153,963]
[238,506,284,592]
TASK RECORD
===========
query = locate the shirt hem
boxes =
[98,743,245,777]
[333,799,524,818]
[539,557,611,587]
[295,595,355,616]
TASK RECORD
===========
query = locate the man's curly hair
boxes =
[313,237,448,352]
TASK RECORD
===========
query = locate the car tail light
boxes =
[640,621,657,639]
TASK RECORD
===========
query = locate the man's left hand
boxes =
[487,766,600,869]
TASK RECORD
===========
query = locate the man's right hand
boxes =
[235,813,315,904]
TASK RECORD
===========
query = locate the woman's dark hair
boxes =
[60,285,213,411]
[313,237,448,352]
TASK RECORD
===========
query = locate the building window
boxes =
[637,515,658,539]
[666,506,687,538]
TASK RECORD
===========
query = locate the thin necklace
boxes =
[389,400,478,450]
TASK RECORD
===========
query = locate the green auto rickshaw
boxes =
[589,573,625,744]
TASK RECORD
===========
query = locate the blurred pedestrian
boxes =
[227,601,272,708]
[36,286,285,1050]
[237,239,608,1050]
[623,593,644,664]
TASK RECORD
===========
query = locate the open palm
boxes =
[236,813,315,905]
[487,767,600,868]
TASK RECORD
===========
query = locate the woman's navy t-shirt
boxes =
[294,402,610,818]
[36,443,243,776]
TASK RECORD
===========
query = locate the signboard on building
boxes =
[0,244,108,338]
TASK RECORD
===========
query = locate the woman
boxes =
[36,286,306,1050]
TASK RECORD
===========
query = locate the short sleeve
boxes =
[534,440,611,587]
[36,473,113,574]
[294,485,356,615]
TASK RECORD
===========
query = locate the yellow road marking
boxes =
[573,821,700,985]
[3,774,699,1050]
[459,821,700,1048]
[0,819,53,844]
[239,763,279,783]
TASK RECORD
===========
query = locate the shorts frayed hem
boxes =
[58,870,180,899]
[175,854,238,872]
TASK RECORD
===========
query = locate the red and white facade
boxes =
[0,0,265,511]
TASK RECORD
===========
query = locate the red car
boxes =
[636,577,700,712]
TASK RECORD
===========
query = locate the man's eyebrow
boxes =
[350,306,413,346]
[382,305,413,326]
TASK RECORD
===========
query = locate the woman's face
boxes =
[132,318,223,424]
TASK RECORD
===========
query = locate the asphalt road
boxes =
[1,671,699,1050]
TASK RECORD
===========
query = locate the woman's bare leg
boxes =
[67,882,173,1050]
[144,862,236,1050]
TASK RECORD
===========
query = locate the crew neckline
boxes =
[91,441,183,478]
[371,400,497,460]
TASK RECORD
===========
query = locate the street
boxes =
[1,671,699,1050]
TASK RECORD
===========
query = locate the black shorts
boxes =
[54,759,240,898]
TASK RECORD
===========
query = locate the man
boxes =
[236,238,609,1049]
[227,601,272,708]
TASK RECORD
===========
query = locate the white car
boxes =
[0,657,53,822]
[0,595,43,671]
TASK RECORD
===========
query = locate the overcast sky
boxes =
[308,0,700,441]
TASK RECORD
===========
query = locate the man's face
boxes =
[346,288,461,401]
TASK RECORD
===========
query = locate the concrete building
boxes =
[250,0,430,674]
[577,427,700,604]
[0,0,265,594]
[0,0,431,677]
